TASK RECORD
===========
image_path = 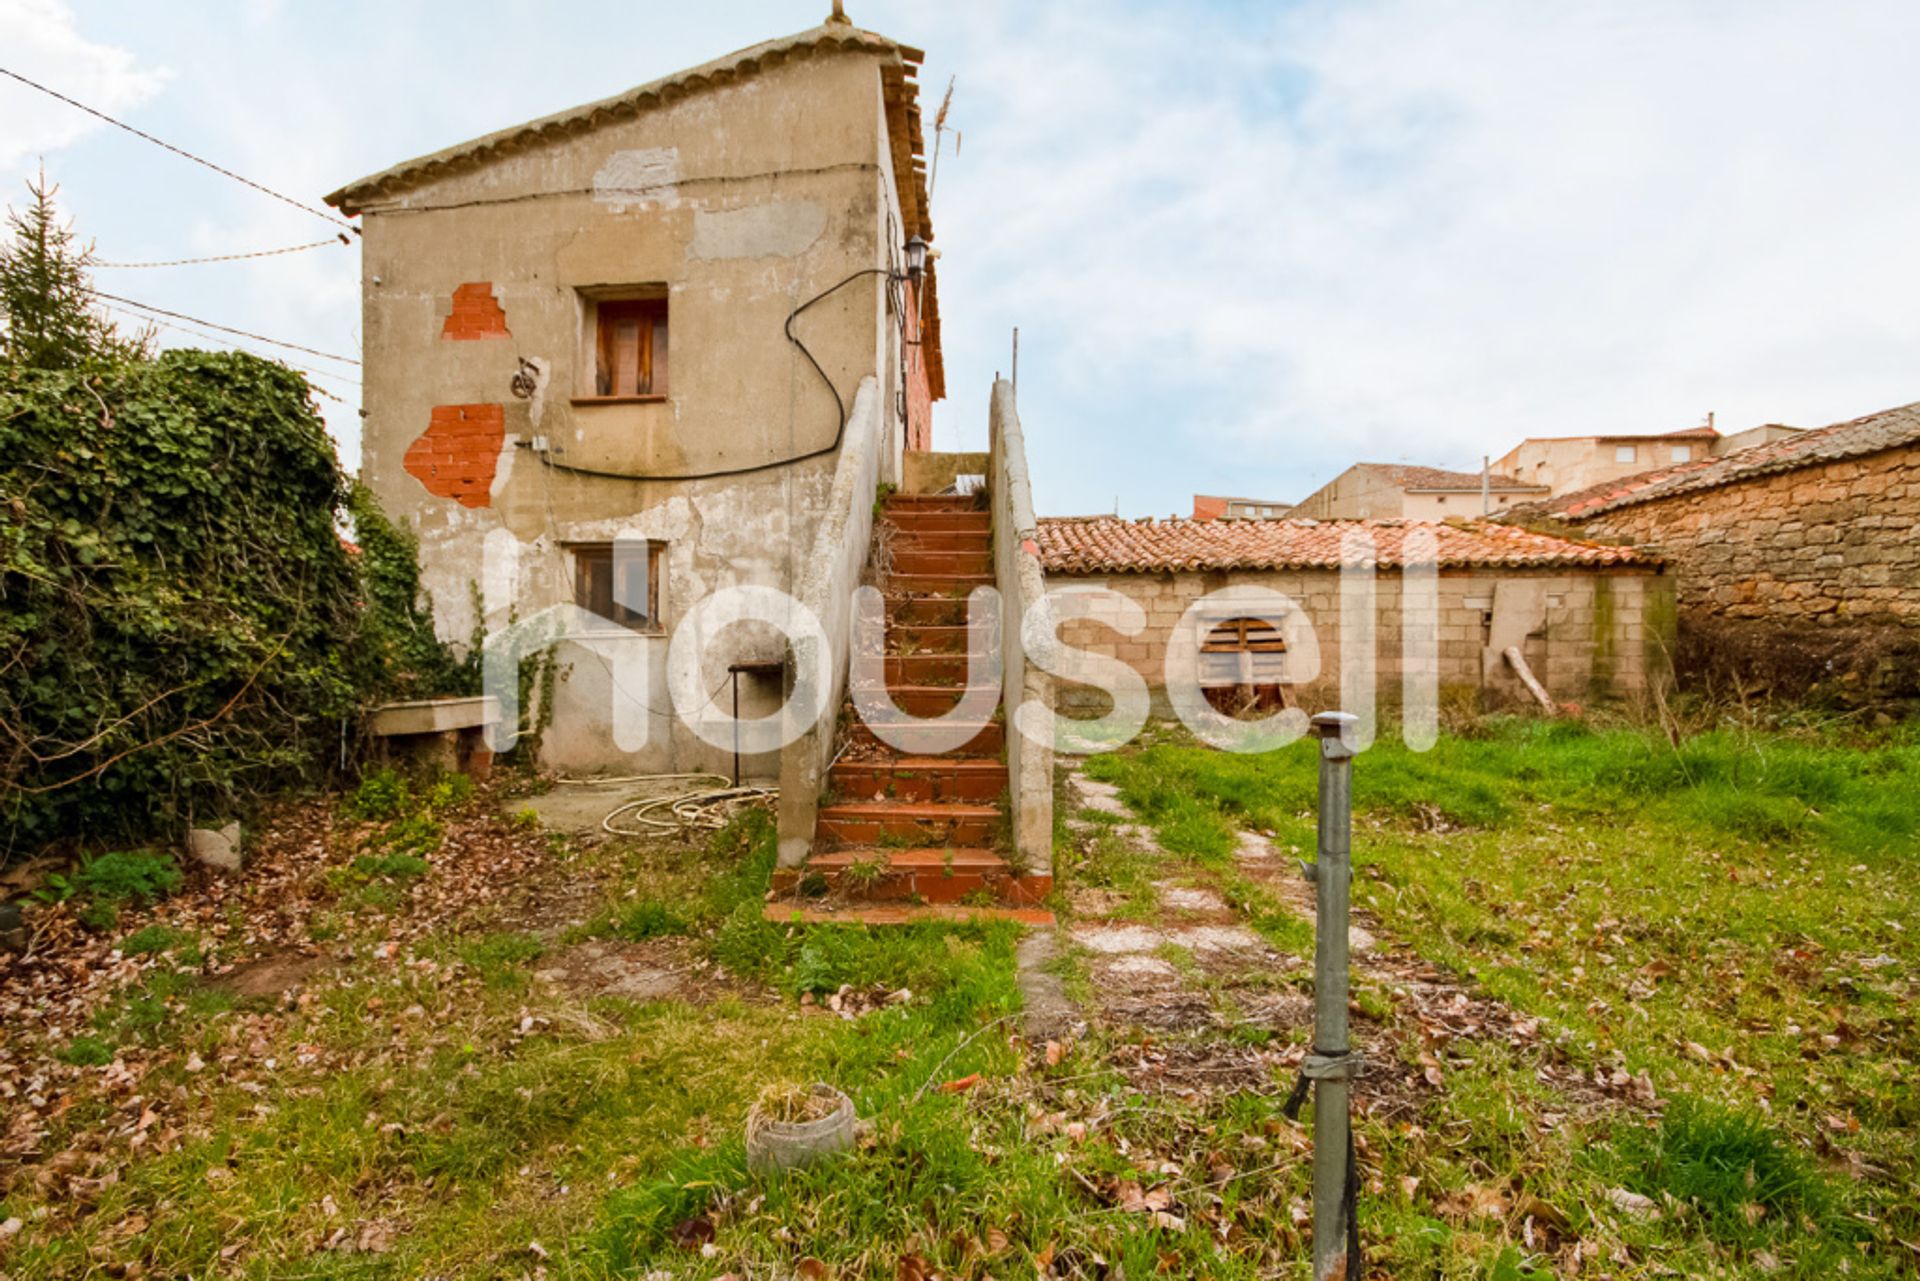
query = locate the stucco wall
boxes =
[1289,467,1411,521]
[1575,443,1920,626]
[1498,437,1708,498]
[1046,566,1671,712]
[354,49,919,773]
[1290,467,1537,521]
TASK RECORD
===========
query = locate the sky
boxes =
[4,0,1918,517]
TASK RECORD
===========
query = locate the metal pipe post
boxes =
[1309,710,1359,1280]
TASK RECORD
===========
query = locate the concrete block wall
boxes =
[1047,566,1671,712]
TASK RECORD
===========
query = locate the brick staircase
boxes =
[771,492,1052,912]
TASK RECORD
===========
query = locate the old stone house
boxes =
[1287,463,1548,521]
[1037,517,1670,715]
[1523,402,1920,690]
[326,18,943,777]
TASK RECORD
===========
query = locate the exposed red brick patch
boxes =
[441,282,509,340]
[404,404,504,508]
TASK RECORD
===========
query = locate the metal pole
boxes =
[731,670,741,787]
[1308,710,1360,1280]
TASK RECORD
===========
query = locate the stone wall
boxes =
[1046,566,1671,713]
[1577,443,1920,626]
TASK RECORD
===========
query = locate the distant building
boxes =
[1492,423,1802,499]
[1193,494,1293,521]
[1287,463,1548,521]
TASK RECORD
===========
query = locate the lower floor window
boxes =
[571,541,663,632]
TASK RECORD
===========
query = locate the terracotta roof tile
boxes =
[1037,517,1656,574]
[1539,401,1920,520]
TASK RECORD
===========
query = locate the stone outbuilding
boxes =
[1528,401,1920,626]
[1036,516,1671,714]
[1519,401,1920,696]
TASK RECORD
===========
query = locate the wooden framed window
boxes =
[570,541,663,632]
[587,297,668,399]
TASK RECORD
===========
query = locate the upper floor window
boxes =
[1614,444,1637,463]
[579,291,668,400]
[1670,444,1691,462]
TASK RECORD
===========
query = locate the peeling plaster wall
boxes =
[356,49,917,774]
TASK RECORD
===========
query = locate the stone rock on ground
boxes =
[187,822,245,873]
[1068,774,1131,817]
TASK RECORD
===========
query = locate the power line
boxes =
[99,303,360,390]
[95,236,351,268]
[0,65,357,233]
[85,288,360,366]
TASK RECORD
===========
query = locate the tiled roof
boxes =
[1540,401,1920,520]
[1356,463,1546,493]
[1037,517,1656,574]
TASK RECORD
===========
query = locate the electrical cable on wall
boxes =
[532,263,907,483]
[0,66,358,233]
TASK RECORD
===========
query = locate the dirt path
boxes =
[1047,765,1633,1120]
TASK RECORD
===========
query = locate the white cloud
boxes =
[0,0,167,171]
[916,0,1920,509]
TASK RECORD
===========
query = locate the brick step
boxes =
[814,800,1000,847]
[888,573,995,597]
[772,848,1052,906]
[885,494,985,512]
[764,903,1056,926]
[891,548,993,576]
[881,623,976,654]
[831,756,1008,803]
[885,597,980,627]
[887,529,991,553]
[883,511,992,534]
[862,684,1000,718]
[849,717,1003,757]
[866,653,994,686]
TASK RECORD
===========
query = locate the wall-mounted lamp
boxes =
[903,234,928,284]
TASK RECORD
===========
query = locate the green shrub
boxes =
[1607,1096,1830,1245]
[348,768,411,822]
[353,852,431,880]
[56,849,184,905]
[56,1035,113,1067]
[120,924,195,957]
[606,899,687,941]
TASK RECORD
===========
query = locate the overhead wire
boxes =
[82,287,360,366]
[98,303,360,392]
[0,65,357,233]
[95,236,351,268]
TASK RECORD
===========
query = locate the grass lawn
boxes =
[1082,714,1919,1278]
[3,715,1915,1279]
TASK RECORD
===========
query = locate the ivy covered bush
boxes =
[0,176,471,858]
[0,351,366,846]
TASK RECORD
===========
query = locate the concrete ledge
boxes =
[367,695,501,737]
